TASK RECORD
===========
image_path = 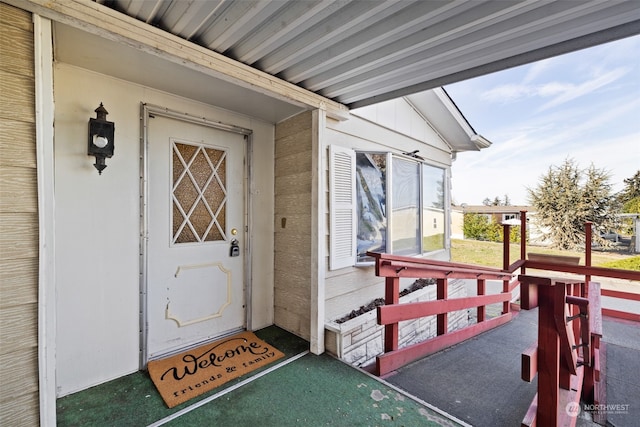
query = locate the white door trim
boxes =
[139,103,253,368]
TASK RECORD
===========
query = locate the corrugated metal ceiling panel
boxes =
[99,0,640,108]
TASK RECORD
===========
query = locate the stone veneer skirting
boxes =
[325,279,468,368]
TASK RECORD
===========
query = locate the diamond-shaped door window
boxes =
[172,142,227,244]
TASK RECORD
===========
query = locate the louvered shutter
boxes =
[329,145,356,270]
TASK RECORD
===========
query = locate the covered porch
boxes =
[58,218,639,426]
[2,2,639,426]
[56,302,639,426]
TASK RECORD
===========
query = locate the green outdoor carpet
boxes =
[57,326,463,426]
[163,353,461,427]
[56,326,308,426]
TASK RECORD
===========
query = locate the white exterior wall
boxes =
[53,64,275,396]
[350,98,450,148]
[323,98,453,322]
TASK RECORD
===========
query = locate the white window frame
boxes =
[329,145,447,270]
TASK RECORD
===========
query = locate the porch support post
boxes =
[34,14,57,427]
[310,109,326,355]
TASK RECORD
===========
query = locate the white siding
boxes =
[323,107,452,322]
[274,111,313,340]
[0,3,40,426]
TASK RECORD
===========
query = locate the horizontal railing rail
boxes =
[511,211,640,322]
[367,251,515,376]
[366,211,637,425]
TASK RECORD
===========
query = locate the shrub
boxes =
[463,212,520,243]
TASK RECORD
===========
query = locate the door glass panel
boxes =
[172,141,227,243]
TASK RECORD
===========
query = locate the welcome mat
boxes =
[148,331,285,408]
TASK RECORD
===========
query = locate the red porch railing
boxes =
[367,251,515,376]
[519,276,603,427]
[515,212,640,323]
[368,211,639,425]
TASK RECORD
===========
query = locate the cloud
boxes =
[480,84,532,102]
[447,35,639,206]
[537,67,631,111]
[479,67,630,107]
[522,58,554,83]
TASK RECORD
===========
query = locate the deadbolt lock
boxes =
[229,238,240,257]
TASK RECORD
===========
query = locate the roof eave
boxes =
[406,88,493,153]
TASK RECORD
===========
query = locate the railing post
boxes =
[503,223,510,270]
[477,279,486,322]
[538,282,560,426]
[437,278,448,335]
[585,222,592,295]
[558,283,573,391]
[503,223,511,314]
[520,210,527,275]
[384,276,399,352]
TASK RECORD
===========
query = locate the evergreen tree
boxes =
[618,170,640,204]
[619,171,640,234]
[481,195,512,206]
[528,159,620,250]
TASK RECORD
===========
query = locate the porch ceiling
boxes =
[97,0,640,109]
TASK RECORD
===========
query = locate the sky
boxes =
[445,34,640,206]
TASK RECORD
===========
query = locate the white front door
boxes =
[146,113,246,360]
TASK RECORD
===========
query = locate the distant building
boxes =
[451,205,535,240]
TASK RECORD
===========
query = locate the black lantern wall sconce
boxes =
[88,103,115,174]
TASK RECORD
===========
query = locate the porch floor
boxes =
[56,326,465,426]
[57,311,639,426]
[384,308,640,427]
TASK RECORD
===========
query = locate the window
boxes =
[392,157,420,255]
[330,147,447,268]
[422,163,445,252]
[355,152,387,263]
[503,213,519,221]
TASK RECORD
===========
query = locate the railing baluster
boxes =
[477,278,485,322]
[502,223,512,315]
[437,278,447,336]
[384,276,399,353]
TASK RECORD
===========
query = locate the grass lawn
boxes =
[450,239,638,270]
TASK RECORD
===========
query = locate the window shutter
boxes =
[329,145,356,270]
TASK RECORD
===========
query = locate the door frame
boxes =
[139,103,254,368]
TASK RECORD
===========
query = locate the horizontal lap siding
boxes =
[274,112,313,340]
[0,3,40,426]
